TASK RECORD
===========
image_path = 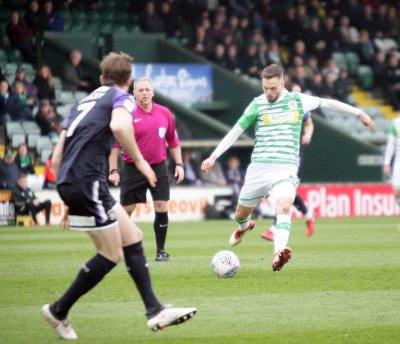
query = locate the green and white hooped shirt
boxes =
[237,90,321,166]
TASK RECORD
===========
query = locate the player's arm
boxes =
[302,116,314,145]
[108,147,120,186]
[320,98,375,131]
[383,133,396,177]
[52,129,66,176]
[201,124,245,173]
[169,146,184,184]
[110,107,157,187]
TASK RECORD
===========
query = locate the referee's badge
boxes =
[159,128,166,138]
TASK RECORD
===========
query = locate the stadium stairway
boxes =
[351,86,400,120]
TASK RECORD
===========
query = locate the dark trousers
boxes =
[26,200,52,224]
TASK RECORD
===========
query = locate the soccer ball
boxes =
[211,250,240,278]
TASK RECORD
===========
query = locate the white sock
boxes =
[304,209,314,221]
[237,216,251,231]
[274,214,291,253]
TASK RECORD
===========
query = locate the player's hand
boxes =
[358,111,375,132]
[301,133,312,145]
[175,165,184,184]
[136,159,157,187]
[201,155,217,173]
[383,164,391,177]
[108,172,120,186]
[60,204,69,230]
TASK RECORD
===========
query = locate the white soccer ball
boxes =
[211,250,240,278]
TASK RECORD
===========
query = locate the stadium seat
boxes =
[5,121,25,141]
[345,52,360,77]
[357,65,374,91]
[40,148,53,164]
[22,122,41,135]
[100,23,114,34]
[0,50,7,64]
[101,12,115,23]
[332,52,348,71]
[35,136,53,156]
[27,133,41,150]
[11,133,26,149]
[59,91,76,105]
[84,22,101,33]
[86,11,101,23]
[57,104,71,118]
[5,49,23,63]
[74,91,88,101]
[53,77,63,91]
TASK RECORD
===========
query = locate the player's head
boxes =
[260,64,284,103]
[133,77,154,107]
[99,52,133,88]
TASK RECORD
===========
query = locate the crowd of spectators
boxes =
[131,0,400,110]
[1,0,400,188]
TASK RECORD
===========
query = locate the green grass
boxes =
[1,217,400,343]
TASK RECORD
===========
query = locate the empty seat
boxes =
[27,133,41,150]
[40,148,53,164]
[59,91,76,105]
[74,91,88,101]
[35,136,53,156]
[6,121,25,140]
[11,133,26,149]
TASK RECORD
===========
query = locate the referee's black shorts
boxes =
[120,161,170,205]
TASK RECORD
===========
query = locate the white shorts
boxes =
[238,162,299,208]
[392,162,400,190]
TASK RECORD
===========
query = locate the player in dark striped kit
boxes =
[41,52,196,340]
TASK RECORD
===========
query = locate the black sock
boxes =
[53,254,116,319]
[154,212,168,252]
[293,194,308,215]
[123,242,162,316]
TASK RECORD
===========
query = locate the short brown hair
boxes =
[100,52,133,86]
[260,64,283,80]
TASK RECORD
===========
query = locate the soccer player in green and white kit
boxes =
[201,64,375,272]
[383,116,400,213]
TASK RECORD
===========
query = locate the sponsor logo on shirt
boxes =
[159,128,166,138]
[262,111,299,124]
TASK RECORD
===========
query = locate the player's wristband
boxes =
[109,169,119,175]
[176,163,184,168]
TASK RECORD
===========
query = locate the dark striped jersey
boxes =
[57,85,135,184]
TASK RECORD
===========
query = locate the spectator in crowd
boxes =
[385,5,399,39]
[322,16,341,57]
[42,149,57,190]
[181,149,203,186]
[338,15,359,50]
[267,40,283,67]
[279,7,301,47]
[0,80,11,124]
[334,69,352,103]
[33,65,57,106]
[225,45,242,75]
[224,155,244,200]
[12,172,52,226]
[24,0,48,34]
[210,44,227,68]
[304,16,329,65]
[43,0,64,32]
[289,40,308,67]
[61,50,92,92]
[322,58,340,81]
[307,72,325,98]
[13,67,38,109]
[321,71,338,99]
[236,16,251,49]
[383,53,400,111]
[8,81,35,122]
[35,99,63,142]
[202,159,227,187]
[241,43,262,79]
[138,1,164,33]
[5,10,36,64]
[0,150,20,190]
[159,1,182,39]
[210,13,230,45]
[186,25,211,58]
[372,50,387,89]
[304,55,319,80]
[356,29,376,66]
[15,143,35,175]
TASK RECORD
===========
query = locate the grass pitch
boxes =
[0,217,399,343]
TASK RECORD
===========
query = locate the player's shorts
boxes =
[238,162,299,208]
[392,162,400,189]
[120,162,170,205]
[57,180,117,231]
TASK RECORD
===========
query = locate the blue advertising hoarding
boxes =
[132,63,213,104]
